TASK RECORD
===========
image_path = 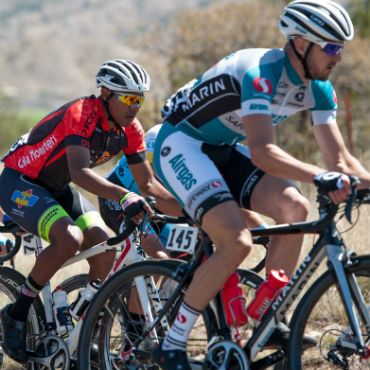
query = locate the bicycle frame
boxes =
[244,197,370,362]
[23,223,158,362]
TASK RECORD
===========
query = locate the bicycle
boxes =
[0,210,265,370]
[77,181,370,370]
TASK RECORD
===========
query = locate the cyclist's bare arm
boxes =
[129,160,183,217]
[243,114,324,182]
[66,145,127,202]
[314,123,370,188]
[243,114,351,200]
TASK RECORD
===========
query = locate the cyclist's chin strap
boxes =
[289,39,314,80]
[101,92,121,130]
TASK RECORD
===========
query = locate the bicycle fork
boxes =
[326,244,370,358]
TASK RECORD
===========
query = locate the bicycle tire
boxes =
[0,266,45,370]
[287,254,370,370]
[77,260,216,369]
[77,258,266,370]
[0,235,22,263]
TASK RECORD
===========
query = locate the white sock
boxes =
[162,302,201,351]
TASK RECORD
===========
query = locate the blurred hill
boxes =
[0,0,226,111]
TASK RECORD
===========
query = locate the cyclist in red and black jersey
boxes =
[0,59,182,363]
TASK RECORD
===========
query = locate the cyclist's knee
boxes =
[276,193,309,223]
[82,225,109,249]
[49,224,83,257]
[215,227,252,261]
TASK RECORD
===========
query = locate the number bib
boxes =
[22,234,43,255]
[165,225,198,254]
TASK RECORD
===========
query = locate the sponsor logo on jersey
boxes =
[17,134,58,169]
[81,111,97,136]
[249,103,269,111]
[186,179,224,209]
[181,77,227,112]
[161,146,171,157]
[295,91,305,102]
[93,151,112,165]
[253,77,273,95]
[11,189,39,208]
[272,114,288,124]
[169,154,197,190]
[224,115,244,130]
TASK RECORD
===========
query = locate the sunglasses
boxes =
[317,42,345,56]
[116,93,145,107]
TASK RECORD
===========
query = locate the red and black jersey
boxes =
[2,95,146,191]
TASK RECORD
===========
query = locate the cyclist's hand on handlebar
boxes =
[314,171,352,204]
[120,192,154,225]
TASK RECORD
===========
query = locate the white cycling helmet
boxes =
[145,124,162,166]
[279,0,354,44]
[96,59,150,93]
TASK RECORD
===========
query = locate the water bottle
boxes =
[53,286,73,335]
[69,280,101,320]
[247,269,289,321]
[221,273,248,327]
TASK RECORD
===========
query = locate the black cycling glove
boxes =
[120,192,148,219]
[313,171,349,195]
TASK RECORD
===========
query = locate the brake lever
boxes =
[344,188,356,224]
[344,176,360,223]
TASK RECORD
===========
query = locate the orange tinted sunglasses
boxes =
[116,93,145,107]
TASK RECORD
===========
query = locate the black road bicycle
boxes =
[77,182,370,370]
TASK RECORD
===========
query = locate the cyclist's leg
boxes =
[185,202,252,310]
[223,144,309,278]
[153,129,253,369]
[249,174,309,277]
[0,172,83,361]
[58,186,115,283]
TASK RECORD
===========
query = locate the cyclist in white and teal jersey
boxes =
[152,1,370,369]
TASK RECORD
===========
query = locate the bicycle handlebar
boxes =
[105,186,370,245]
[250,186,370,237]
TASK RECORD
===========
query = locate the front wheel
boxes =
[287,255,370,370]
[0,266,45,370]
[77,259,232,370]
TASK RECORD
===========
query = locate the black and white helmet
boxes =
[279,0,354,44]
[96,59,150,93]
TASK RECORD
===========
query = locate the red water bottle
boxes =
[221,273,248,327]
[247,269,289,321]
